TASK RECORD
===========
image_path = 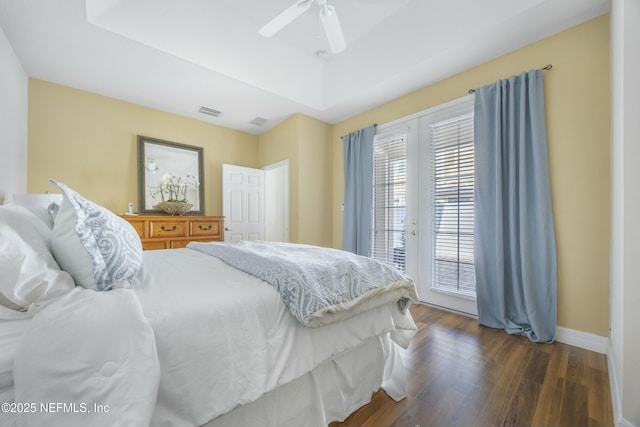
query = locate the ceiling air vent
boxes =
[249,116,268,126]
[199,106,222,117]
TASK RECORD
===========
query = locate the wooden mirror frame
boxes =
[137,135,205,215]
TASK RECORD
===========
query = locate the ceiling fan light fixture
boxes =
[319,3,346,53]
[320,3,333,16]
[258,0,314,37]
[259,0,347,54]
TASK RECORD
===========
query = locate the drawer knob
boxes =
[161,225,177,231]
[198,224,212,231]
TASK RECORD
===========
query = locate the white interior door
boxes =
[222,164,265,241]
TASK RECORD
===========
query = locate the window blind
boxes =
[432,113,475,296]
[371,132,407,273]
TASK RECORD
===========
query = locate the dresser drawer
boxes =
[170,240,191,249]
[126,219,146,239]
[190,220,220,237]
[121,215,223,251]
[142,240,168,250]
[149,220,187,238]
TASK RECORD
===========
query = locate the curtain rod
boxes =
[340,123,377,139]
[468,64,552,94]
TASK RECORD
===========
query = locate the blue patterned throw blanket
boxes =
[187,241,419,327]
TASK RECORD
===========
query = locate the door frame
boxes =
[222,161,290,242]
[263,160,290,243]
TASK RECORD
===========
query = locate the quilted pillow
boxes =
[0,205,75,309]
[49,180,143,291]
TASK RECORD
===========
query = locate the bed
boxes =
[0,181,419,427]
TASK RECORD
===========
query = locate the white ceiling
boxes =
[0,0,609,134]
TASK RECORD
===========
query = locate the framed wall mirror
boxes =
[137,135,205,215]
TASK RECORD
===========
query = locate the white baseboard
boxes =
[555,326,608,354]
[607,344,624,427]
[607,344,637,427]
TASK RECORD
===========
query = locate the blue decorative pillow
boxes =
[49,180,143,291]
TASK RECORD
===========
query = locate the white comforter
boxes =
[11,287,160,427]
[137,249,417,426]
[10,248,417,427]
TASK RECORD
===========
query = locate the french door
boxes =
[372,96,477,316]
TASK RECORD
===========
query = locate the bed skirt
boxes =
[0,333,407,427]
[203,333,407,427]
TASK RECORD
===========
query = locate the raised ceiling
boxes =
[0,0,609,134]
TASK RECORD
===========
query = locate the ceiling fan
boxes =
[258,0,347,54]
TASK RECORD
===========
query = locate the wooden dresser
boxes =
[121,215,224,250]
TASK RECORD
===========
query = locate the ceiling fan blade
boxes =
[259,0,314,37]
[320,4,346,53]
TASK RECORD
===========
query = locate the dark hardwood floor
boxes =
[331,304,613,427]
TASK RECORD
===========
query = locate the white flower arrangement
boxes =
[154,173,199,203]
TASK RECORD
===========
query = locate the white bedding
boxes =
[0,307,31,391]
[136,248,417,426]
[1,247,416,427]
[188,241,418,326]
[1,190,418,427]
[11,287,161,427]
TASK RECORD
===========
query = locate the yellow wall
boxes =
[258,113,333,247]
[331,15,611,336]
[297,115,333,247]
[27,81,334,247]
[27,79,259,215]
[258,115,300,243]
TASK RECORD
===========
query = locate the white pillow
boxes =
[11,194,63,228]
[48,200,62,223]
[0,204,51,244]
[49,180,143,291]
[0,206,75,310]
